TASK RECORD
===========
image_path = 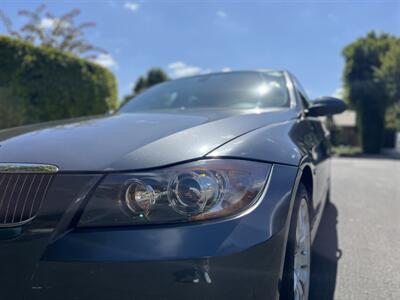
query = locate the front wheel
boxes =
[281,184,311,300]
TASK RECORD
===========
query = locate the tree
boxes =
[342,32,398,153]
[122,68,170,105]
[146,68,170,87]
[0,4,105,58]
[376,40,400,105]
[376,40,400,131]
[133,76,147,94]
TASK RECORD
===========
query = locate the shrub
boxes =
[0,36,117,129]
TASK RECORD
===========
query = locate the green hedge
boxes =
[0,36,118,129]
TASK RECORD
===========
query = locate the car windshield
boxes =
[120,71,290,112]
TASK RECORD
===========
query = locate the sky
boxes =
[1,0,400,101]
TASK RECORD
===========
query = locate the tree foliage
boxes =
[377,41,400,131]
[133,76,147,95]
[0,36,117,130]
[375,40,400,106]
[0,4,105,58]
[146,68,170,88]
[122,68,170,105]
[342,31,399,153]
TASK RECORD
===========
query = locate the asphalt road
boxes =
[310,157,400,300]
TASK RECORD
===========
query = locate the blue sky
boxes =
[1,1,400,100]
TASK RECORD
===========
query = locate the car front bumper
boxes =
[0,164,298,300]
[29,229,287,300]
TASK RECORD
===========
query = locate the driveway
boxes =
[310,157,400,300]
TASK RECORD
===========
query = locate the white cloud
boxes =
[39,18,57,29]
[91,53,119,69]
[124,2,140,12]
[222,67,232,72]
[333,87,344,99]
[168,61,209,78]
[39,17,72,30]
[216,10,227,18]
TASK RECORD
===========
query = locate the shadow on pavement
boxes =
[309,202,341,300]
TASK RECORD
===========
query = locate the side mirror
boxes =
[307,97,347,117]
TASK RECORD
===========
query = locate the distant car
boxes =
[0,70,346,300]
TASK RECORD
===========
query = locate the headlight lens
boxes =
[78,159,271,227]
[168,171,223,216]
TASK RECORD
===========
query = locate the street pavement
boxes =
[310,157,400,300]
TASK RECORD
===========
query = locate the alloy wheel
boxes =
[293,198,311,300]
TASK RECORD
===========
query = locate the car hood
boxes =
[0,109,295,171]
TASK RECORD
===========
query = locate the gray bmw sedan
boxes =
[0,70,345,300]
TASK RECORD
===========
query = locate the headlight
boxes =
[78,159,271,227]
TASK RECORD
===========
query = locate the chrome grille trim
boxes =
[0,172,55,227]
[0,163,59,174]
[20,174,36,223]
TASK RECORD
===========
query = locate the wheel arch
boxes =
[300,165,314,211]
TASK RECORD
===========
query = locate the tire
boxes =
[281,183,311,300]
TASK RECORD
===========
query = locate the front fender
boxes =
[207,120,305,166]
